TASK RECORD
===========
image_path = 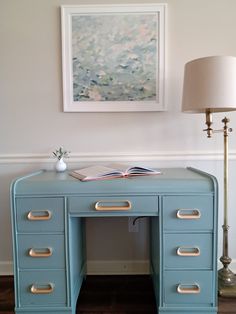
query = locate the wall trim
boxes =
[1,150,236,164]
[0,261,13,275]
[2,260,236,276]
[86,260,150,275]
[87,260,236,275]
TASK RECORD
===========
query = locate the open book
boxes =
[70,163,161,182]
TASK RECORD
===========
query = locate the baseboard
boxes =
[86,260,150,275]
[2,259,236,276]
[87,260,236,275]
[0,260,149,276]
[0,261,13,275]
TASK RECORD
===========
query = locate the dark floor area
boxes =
[77,275,156,313]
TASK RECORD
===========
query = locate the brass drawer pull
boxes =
[30,283,54,294]
[29,247,53,258]
[177,247,200,256]
[95,200,132,211]
[176,209,201,219]
[27,210,52,221]
[177,283,200,294]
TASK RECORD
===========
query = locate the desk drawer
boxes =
[18,234,65,269]
[19,270,67,306]
[162,196,213,230]
[164,233,213,269]
[16,198,64,232]
[68,195,158,215]
[164,270,213,305]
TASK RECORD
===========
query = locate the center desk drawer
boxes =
[68,196,158,215]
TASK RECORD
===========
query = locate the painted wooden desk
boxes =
[11,167,218,314]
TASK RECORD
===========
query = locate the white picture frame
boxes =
[61,4,166,112]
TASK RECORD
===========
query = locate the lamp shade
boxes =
[182,56,236,113]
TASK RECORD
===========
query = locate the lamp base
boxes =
[218,281,236,297]
[218,269,236,297]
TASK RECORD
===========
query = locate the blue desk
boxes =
[11,167,218,314]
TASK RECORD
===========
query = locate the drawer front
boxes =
[19,270,67,306]
[16,198,64,232]
[162,196,213,230]
[18,234,65,269]
[68,195,158,215]
[164,271,213,305]
[164,233,213,269]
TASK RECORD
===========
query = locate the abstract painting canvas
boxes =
[61,4,166,112]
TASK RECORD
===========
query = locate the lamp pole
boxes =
[218,117,236,295]
[205,113,236,296]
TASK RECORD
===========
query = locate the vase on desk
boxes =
[55,158,67,172]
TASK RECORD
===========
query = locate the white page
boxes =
[74,165,118,177]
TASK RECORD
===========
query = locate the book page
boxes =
[107,163,130,174]
[71,164,161,181]
[108,163,160,175]
[73,165,121,179]
[128,166,160,174]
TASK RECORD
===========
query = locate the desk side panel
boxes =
[68,216,86,311]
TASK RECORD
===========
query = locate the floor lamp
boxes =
[181,56,236,297]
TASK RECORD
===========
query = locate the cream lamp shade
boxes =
[182,56,236,113]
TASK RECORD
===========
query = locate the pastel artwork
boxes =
[72,14,157,102]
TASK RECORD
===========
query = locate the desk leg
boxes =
[68,217,87,313]
[150,216,161,313]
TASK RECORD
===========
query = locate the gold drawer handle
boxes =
[176,209,201,220]
[27,210,52,221]
[30,283,54,294]
[29,247,53,258]
[177,247,200,256]
[95,200,132,211]
[177,283,200,294]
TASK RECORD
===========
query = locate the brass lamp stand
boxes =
[204,111,236,296]
[182,56,236,297]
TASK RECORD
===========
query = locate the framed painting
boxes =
[61,4,166,112]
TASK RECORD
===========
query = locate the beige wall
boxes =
[1,0,236,274]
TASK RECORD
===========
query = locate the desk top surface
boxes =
[12,167,217,196]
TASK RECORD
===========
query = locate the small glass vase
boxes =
[55,158,67,172]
